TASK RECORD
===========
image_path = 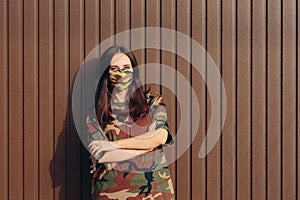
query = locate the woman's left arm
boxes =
[89,128,168,157]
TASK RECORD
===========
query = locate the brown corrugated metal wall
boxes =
[0,0,299,199]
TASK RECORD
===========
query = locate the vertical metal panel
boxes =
[252,0,267,199]
[100,0,114,45]
[1,0,300,199]
[83,0,100,199]
[176,0,191,199]
[85,0,99,54]
[161,0,177,196]
[53,0,69,199]
[39,0,54,199]
[296,1,300,199]
[221,0,236,199]
[115,0,130,46]
[23,0,39,199]
[236,0,251,199]
[267,0,281,199]
[69,0,84,199]
[145,0,160,92]
[130,0,145,81]
[207,0,221,199]
[8,0,23,199]
[191,0,207,199]
[282,0,297,199]
[191,0,207,198]
[161,0,177,195]
[0,0,8,199]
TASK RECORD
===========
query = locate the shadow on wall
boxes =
[49,115,92,200]
[48,58,101,199]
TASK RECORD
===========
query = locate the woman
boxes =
[86,46,175,200]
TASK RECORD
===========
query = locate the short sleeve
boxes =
[86,108,108,143]
[86,109,108,173]
[146,92,174,147]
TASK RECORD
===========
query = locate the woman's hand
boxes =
[88,140,118,159]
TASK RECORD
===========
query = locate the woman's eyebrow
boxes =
[110,64,131,67]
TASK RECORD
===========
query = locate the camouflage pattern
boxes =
[86,92,175,199]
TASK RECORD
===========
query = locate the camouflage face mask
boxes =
[109,68,134,91]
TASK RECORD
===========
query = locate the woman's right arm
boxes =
[96,148,153,163]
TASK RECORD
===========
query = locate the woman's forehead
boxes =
[110,53,131,66]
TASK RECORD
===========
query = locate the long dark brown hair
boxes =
[95,46,149,129]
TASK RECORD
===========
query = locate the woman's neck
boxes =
[111,88,129,103]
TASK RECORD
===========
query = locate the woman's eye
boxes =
[124,66,131,70]
[110,67,118,71]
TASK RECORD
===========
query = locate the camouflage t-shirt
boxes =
[86,92,175,200]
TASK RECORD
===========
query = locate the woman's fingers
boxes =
[89,143,104,158]
[90,147,96,155]
[90,145,101,156]
[94,148,104,159]
[88,140,117,158]
[89,145,95,154]
[88,141,101,153]
[88,141,98,149]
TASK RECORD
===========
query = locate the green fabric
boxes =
[86,91,175,199]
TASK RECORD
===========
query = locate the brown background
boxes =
[0,0,299,199]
